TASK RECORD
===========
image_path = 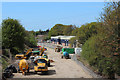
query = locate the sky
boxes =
[2,2,105,31]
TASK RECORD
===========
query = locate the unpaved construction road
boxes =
[12,47,93,78]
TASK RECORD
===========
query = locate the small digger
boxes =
[18,58,29,75]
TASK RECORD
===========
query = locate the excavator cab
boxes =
[42,53,48,59]
[32,51,40,56]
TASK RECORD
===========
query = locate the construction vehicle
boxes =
[18,59,29,75]
[31,50,44,56]
[42,53,48,58]
[61,51,70,59]
[29,50,51,67]
[32,53,50,67]
[42,54,50,67]
[39,47,45,56]
[24,48,34,59]
[29,51,40,62]
[29,56,35,62]
[34,57,48,74]
[32,51,40,56]
[55,46,63,52]
[15,53,26,59]
[15,48,33,60]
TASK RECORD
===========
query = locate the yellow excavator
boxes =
[34,57,48,74]
[38,47,45,56]
[24,48,34,59]
[15,48,33,60]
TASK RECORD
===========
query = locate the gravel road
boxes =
[11,46,92,78]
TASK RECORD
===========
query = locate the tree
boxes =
[98,2,120,78]
[34,29,49,36]
[49,24,75,37]
[76,22,98,44]
[71,27,79,36]
[49,24,64,37]
[2,18,25,54]
[24,31,37,48]
[63,25,74,36]
[0,28,2,49]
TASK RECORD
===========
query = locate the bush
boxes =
[81,34,116,78]
[69,37,76,47]
[81,35,99,66]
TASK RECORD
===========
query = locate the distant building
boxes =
[51,36,75,46]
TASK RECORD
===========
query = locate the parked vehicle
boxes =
[47,40,50,43]
[34,58,48,74]
[42,54,50,67]
[15,48,33,60]
[55,46,63,52]
[18,59,29,75]
[61,51,70,59]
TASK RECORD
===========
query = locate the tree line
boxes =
[35,29,49,36]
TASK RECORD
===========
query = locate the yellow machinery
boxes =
[25,48,33,56]
[34,58,48,74]
[18,59,29,75]
[15,53,25,59]
[45,58,50,67]
[39,47,45,56]
[15,48,33,59]
[42,53,50,67]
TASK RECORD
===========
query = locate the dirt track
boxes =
[12,47,93,78]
